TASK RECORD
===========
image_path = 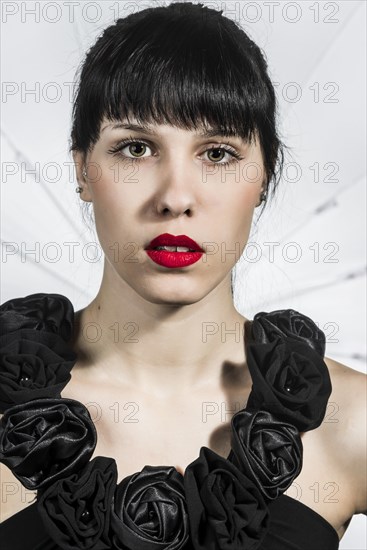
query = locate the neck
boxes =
[72,262,249,396]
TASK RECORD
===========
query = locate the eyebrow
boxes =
[101,122,242,140]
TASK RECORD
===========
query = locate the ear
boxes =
[72,150,93,203]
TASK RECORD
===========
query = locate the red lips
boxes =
[145,233,204,268]
[146,233,204,252]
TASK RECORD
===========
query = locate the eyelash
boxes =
[107,136,245,166]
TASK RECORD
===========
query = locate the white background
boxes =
[1,1,366,546]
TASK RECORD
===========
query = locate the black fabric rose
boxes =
[246,337,332,431]
[37,456,117,550]
[184,446,269,550]
[111,465,189,550]
[0,397,96,490]
[0,329,76,413]
[230,409,302,500]
[251,309,326,357]
[0,293,74,342]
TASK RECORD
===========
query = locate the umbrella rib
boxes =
[0,237,85,292]
[254,265,366,308]
[258,175,363,252]
[282,1,364,119]
[1,128,89,246]
[73,10,84,57]
[328,351,367,362]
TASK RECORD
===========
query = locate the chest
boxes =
[62,373,247,477]
[61,376,350,541]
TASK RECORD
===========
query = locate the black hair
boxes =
[70,1,285,213]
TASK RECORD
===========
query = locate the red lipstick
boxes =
[145,233,204,268]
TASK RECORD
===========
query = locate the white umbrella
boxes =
[1,2,365,546]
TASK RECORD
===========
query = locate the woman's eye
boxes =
[206,148,226,162]
[203,147,243,165]
[121,142,151,159]
[108,140,243,165]
[108,139,153,160]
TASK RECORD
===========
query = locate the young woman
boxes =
[0,2,365,549]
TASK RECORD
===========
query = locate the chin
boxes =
[139,288,206,307]
[147,297,201,307]
[130,277,212,306]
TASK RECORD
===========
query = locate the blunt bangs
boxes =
[71,2,283,189]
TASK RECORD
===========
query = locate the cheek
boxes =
[203,187,257,270]
[217,162,263,245]
[218,162,263,214]
[87,170,135,249]
[229,194,256,245]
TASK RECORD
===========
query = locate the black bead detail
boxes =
[19,362,32,385]
[80,509,91,524]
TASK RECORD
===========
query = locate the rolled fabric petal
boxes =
[246,337,332,431]
[0,329,75,413]
[184,446,269,550]
[111,465,190,550]
[0,397,97,490]
[230,409,302,500]
[37,456,117,550]
[0,293,75,342]
[251,309,326,357]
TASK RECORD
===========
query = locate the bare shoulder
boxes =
[323,356,367,514]
[1,409,36,522]
[324,355,366,417]
[0,463,37,522]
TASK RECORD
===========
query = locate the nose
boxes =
[154,154,196,218]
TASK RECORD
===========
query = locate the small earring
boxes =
[76,168,87,193]
[256,188,268,207]
[260,189,267,202]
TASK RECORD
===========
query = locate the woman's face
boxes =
[74,118,265,305]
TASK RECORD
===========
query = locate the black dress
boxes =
[0,293,340,549]
[0,494,339,549]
